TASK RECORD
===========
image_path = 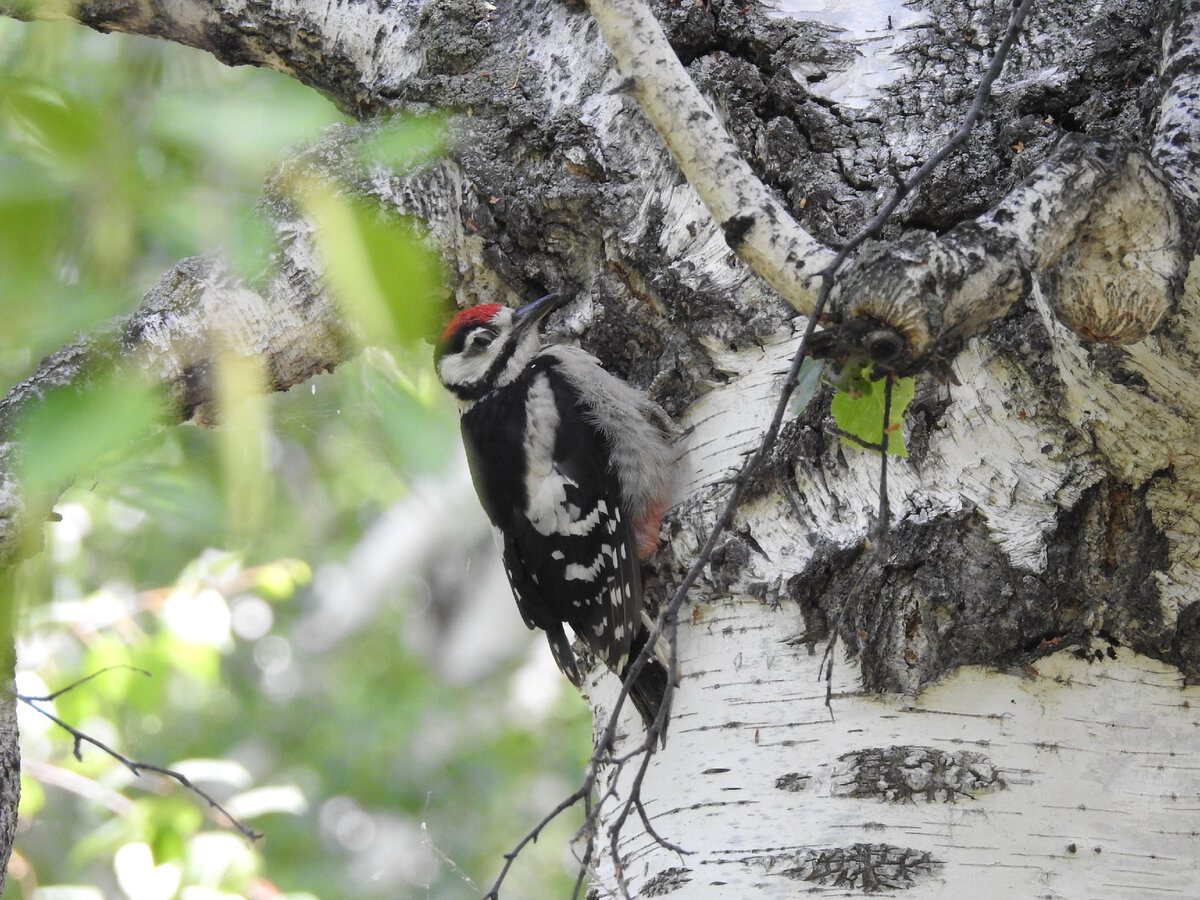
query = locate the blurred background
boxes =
[0,18,591,899]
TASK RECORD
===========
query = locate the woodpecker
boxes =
[435,294,674,736]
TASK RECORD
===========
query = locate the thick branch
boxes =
[818,137,1189,376]
[583,0,835,314]
[0,0,411,115]
[1154,0,1200,231]
[125,255,348,423]
[0,237,349,565]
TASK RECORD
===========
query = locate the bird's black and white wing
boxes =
[460,354,641,680]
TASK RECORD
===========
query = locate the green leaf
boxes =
[298,181,447,347]
[16,368,167,497]
[355,114,447,170]
[250,558,311,599]
[0,78,102,164]
[830,369,915,457]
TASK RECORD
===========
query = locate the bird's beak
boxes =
[512,293,567,335]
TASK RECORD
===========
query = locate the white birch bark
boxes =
[587,261,1200,896]
[2,0,1199,896]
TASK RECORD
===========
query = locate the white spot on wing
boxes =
[564,552,608,582]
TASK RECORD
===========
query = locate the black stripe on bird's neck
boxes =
[450,334,528,403]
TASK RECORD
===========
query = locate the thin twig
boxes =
[570,791,596,900]
[604,714,688,899]
[17,692,263,841]
[819,376,895,710]
[18,664,151,702]
[645,0,1039,718]
[839,0,1037,247]
[483,782,593,899]
[878,376,893,533]
[833,428,889,453]
[815,0,1037,701]
[597,0,1037,865]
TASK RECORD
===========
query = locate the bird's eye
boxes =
[468,330,496,352]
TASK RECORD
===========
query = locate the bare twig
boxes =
[842,0,1037,249]
[483,781,593,899]
[601,0,1037,870]
[833,428,890,453]
[17,673,263,842]
[878,375,894,533]
[570,791,595,900]
[818,375,896,708]
[18,664,151,702]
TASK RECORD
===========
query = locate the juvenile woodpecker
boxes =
[435,295,674,735]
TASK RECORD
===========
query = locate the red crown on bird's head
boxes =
[440,304,503,344]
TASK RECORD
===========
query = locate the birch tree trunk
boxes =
[2,0,1199,897]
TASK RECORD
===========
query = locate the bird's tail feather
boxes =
[624,621,673,746]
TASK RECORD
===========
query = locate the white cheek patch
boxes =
[438,347,500,391]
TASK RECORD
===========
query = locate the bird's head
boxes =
[435,294,566,403]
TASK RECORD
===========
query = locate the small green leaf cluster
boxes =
[828,360,915,457]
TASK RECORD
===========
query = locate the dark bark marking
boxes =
[722,213,756,249]
[773,843,940,890]
[774,771,811,792]
[833,746,1005,803]
[642,866,693,895]
[786,475,1170,694]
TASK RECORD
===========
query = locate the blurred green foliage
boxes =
[1,17,590,900]
[15,370,169,500]
[298,182,445,347]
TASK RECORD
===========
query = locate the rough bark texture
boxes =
[0,578,16,898]
[3,0,1200,895]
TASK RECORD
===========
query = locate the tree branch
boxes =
[583,0,836,315]
[0,0,398,116]
[16,672,263,841]
[1153,0,1200,230]
[813,3,1188,375]
[0,251,349,565]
